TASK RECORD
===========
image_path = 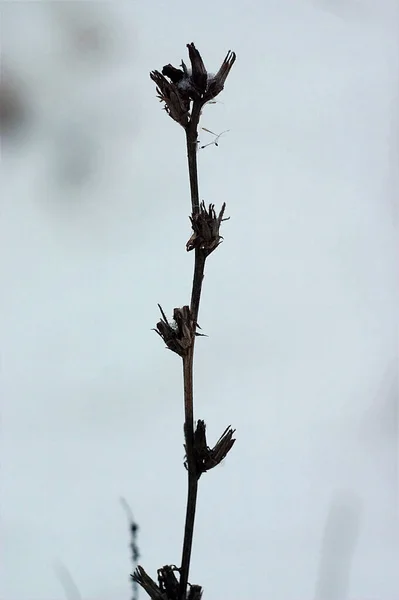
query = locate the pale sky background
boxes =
[1,2,398,600]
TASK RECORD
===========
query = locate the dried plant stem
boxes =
[179,101,206,600]
[134,44,236,600]
[180,349,197,600]
[186,101,203,215]
[190,251,206,323]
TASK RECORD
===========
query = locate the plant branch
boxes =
[179,348,198,600]
[185,100,203,215]
[190,251,206,324]
[178,100,205,600]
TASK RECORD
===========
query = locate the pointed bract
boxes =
[150,70,190,127]
[204,50,236,102]
[186,43,207,96]
[190,419,236,477]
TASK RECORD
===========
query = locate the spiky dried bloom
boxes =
[189,420,236,478]
[150,44,236,128]
[153,305,197,357]
[133,565,203,600]
[132,566,166,600]
[186,201,229,254]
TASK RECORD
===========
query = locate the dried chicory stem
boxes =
[133,43,236,600]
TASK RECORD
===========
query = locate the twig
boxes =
[178,93,206,599]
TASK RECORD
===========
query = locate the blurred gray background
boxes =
[1,1,398,599]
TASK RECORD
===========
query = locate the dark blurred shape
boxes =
[2,3,137,197]
[72,24,106,57]
[50,2,118,65]
[162,64,185,84]
[121,498,140,600]
[0,69,29,140]
[314,493,362,600]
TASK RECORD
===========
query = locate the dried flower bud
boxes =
[131,566,166,600]
[191,420,236,477]
[186,201,229,255]
[154,305,196,357]
[150,44,236,127]
[133,564,201,600]
[157,565,180,600]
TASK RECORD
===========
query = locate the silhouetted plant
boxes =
[132,43,236,600]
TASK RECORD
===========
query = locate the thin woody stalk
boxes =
[186,101,203,215]
[180,348,197,600]
[179,245,206,597]
[133,43,236,600]
[179,100,206,599]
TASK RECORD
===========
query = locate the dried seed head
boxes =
[190,420,236,478]
[131,566,165,600]
[153,305,196,357]
[150,44,236,127]
[133,564,201,600]
[186,201,229,255]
